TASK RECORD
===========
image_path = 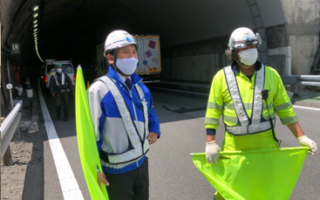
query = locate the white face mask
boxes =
[56,68,62,73]
[116,57,138,75]
[238,49,258,66]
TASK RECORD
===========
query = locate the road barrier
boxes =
[1,100,23,165]
[281,75,320,97]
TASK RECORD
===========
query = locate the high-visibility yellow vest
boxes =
[205,62,298,151]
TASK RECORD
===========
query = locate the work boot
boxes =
[64,115,69,122]
[57,113,61,119]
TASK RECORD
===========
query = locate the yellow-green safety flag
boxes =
[75,66,109,200]
[191,147,309,200]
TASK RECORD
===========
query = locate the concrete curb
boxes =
[291,92,320,108]
[291,100,320,108]
[28,91,39,133]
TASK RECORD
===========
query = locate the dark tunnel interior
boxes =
[3,0,177,82]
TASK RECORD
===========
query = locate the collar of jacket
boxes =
[108,66,142,86]
[231,61,262,74]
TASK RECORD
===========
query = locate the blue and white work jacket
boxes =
[88,66,161,174]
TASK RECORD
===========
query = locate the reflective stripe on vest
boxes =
[54,73,65,86]
[224,65,275,135]
[135,84,149,144]
[98,76,149,164]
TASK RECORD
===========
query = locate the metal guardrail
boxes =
[281,75,320,97]
[1,100,23,160]
[142,80,161,84]
[281,75,320,85]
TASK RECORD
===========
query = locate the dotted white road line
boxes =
[293,105,320,111]
[38,81,84,200]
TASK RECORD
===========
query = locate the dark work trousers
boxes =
[55,92,69,116]
[105,158,149,200]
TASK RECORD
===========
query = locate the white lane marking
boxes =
[293,105,320,111]
[38,81,84,200]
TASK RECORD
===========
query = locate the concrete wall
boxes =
[161,34,231,82]
[161,0,320,83]
[162,51,231,82]
[161,0,289,82]
[281,0,320,75]
[162,54,230,82]
[290,35,319,75]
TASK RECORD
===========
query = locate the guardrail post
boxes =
[1,100,23,162]
[292,85,300,98]
[1,119,20,166]
[282,75,320,98]
[2,145,13,166]
[16,122,21,139]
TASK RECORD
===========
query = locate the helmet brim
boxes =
[234,40,259,49]
[104,43,139,55]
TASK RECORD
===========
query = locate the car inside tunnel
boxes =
[1,0,320,108]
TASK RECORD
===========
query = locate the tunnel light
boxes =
[31,5,39,12]
[33,13,39,18]
[34,24,38,28]
[33,20,38,24]
[34,28,37,32]
[34,41,44,63]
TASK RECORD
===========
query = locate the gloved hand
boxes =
[206,140,221,164]
[52,94,55,98]
[298,136,317,152]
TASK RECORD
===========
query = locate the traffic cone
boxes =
[87,81,90,89]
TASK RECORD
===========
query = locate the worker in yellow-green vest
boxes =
[205,27,318,199]
[205,27,317,167]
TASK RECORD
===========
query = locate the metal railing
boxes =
[281,75,320,97]
[1,100,23,163]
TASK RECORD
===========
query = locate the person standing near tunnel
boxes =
[88,30,160,200]
[49,63,74,122]
[204,27,317,200]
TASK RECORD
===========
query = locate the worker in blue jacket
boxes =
[88,30,161,200]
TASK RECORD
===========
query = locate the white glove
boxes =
[298,136,317,152]
[206,140,221,164]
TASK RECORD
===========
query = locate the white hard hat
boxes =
[228,27,262,50]
[104,30,137,56]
